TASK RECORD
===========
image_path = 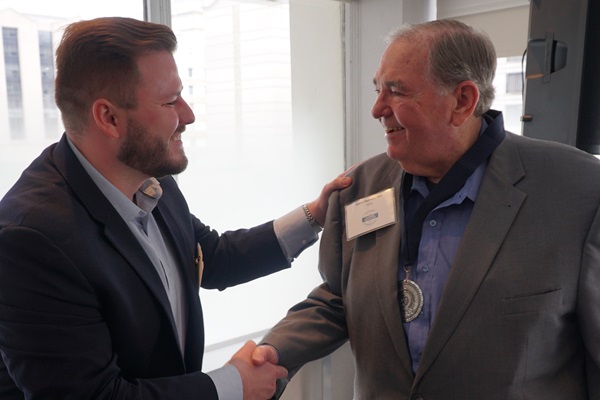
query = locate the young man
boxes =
[0,17,350,399]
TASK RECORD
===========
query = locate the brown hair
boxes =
[55,17,177,134]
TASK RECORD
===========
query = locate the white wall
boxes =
[437,0,527,17]
[441,5,529,58]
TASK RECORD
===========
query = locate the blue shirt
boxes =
[400,121,489,374]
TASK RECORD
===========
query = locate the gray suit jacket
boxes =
[263,132,600,399]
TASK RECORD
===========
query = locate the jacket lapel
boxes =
[153,198,205,370]
[153,199,195,286]
[414,134,527,381]
[102,226,178,333]
[52,135,181,343]
[373,170,415,377]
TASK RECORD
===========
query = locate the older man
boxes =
[256,19,600,400]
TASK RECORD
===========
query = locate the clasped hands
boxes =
[227,340,284,400]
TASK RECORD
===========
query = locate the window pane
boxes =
[505,72,523,94]
[0,1,143,197]
[170,0,345,362]
[492,55,525,135]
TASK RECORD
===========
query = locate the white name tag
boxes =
[345,187,397,240]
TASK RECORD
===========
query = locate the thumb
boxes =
[252,345,279,366]
[228,340,256,364]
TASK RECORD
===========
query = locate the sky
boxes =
[0,0,142,19]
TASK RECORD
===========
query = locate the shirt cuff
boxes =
[274,206,320,261]
[207,364,243,400]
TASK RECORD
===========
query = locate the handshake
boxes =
[227,341,287,400]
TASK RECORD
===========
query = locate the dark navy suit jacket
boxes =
[0,135,289,399]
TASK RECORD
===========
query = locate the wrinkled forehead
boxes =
[384,36,429,64]
[374,38,429,83]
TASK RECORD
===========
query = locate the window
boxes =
[3,27,24,139]
[505,72,523,94]
[169,0,345,369]
[492,56,525,134]
[39,31,59,138]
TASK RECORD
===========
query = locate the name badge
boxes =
[345,187,397,240]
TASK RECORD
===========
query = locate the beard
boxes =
[118,118,188,178]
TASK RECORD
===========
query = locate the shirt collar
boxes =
[136,178,163,214]
[66,136,161,222]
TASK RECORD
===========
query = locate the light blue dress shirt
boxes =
[400,121,489,374]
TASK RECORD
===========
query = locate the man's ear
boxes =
[451,80,479,127]
[91,99,122,139]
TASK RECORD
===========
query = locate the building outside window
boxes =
[38,30,59,138]
[3,27,24,139]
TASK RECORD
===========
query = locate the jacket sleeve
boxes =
[578,204,600,399]
[194,216,291,290]
[156,175,292,291]
[261,188,350,376]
